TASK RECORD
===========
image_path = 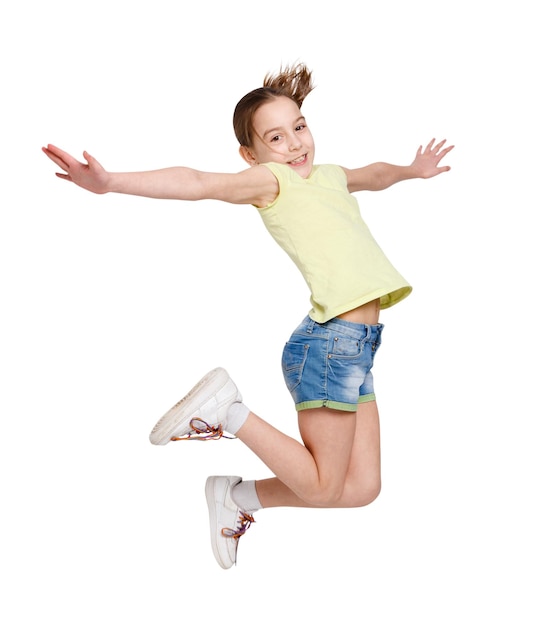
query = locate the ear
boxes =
[239,145,258,166]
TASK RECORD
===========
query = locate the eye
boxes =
[270,135,282,143]
[296,123,306,132]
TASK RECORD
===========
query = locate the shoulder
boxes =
[248,165,280,207]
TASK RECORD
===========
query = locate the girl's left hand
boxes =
[411,138,454,178]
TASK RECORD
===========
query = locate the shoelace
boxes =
[170,418,236,442]
[222,511,255,540]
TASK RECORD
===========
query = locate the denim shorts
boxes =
[281,316,384,412]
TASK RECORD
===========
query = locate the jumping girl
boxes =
[43,63,453,569]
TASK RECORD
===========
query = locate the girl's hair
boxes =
[233,63,314,147]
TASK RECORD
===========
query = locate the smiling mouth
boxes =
[289,154,307,165]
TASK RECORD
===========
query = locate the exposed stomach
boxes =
[337,299,380,325]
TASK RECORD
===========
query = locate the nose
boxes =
[288,132,302,151]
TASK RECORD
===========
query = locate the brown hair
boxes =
[233,63,314,147]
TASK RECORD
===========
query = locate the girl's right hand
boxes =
[42,144,110,194]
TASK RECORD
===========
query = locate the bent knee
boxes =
[344,480,382,508]
[299,479,381,508]
[350,481,381,507]
[300,484,347,508]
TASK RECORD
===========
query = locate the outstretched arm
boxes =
[344,138,454,193]
[42,144,278,206]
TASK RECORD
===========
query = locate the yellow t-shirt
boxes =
[258,163,412,323]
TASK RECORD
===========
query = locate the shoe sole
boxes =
[149,367,230,445]
[205,475,241,569]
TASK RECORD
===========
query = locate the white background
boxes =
[1,1,533,624]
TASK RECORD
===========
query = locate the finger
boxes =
[82,150,103,170]
[436,144,455,162]
[424,138,436,152]
[44,143,74,162]
[44,144,84,170]
[438,144,455,156]
[433,139,447,153]
[42,146,70,172]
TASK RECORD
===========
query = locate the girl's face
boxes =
[240,96,315,179]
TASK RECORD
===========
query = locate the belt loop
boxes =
[306,317,315,334]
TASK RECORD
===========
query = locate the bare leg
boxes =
[235,400,381,508]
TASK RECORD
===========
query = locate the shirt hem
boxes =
[308,285,412,323]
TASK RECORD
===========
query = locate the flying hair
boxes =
[262,63,315,108]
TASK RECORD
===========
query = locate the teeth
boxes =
[290,155,306,164]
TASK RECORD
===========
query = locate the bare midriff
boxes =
[337,298,380,325]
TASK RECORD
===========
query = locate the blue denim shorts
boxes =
[281,316,384,412]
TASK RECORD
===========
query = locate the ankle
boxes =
[225,402,250,435]
[232,480,262,513]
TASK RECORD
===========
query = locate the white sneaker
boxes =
[149,367,241,445]
[205,476,255,569]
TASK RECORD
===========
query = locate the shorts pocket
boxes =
[281,341,309,393]
[330,335,364,359]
